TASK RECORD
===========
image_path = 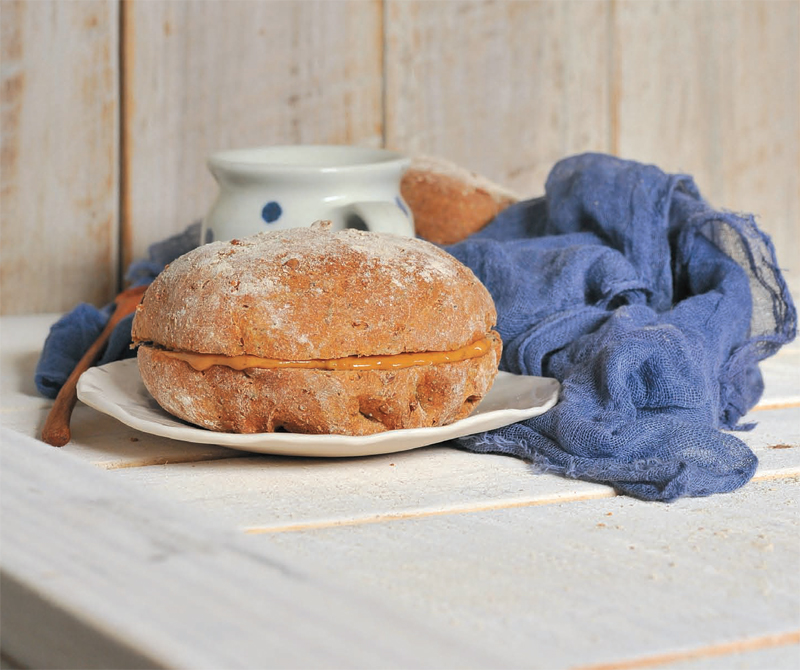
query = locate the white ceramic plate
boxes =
[77,359,560,458]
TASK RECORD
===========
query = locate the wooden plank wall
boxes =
[1,0,797,315]
[1,0,119,313]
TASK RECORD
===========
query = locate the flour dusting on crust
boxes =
[132,223,497,361]
[408,155,520,202]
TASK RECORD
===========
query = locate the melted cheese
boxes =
[157,336,493,372]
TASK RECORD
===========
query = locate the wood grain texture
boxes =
[716,1,799,285]
[122,0,384,267]
[0,427,505,669]
[611,1,722,183]
[108,404,800,534]
[384,0,612,196]
[612,0,799,279]
[0,0,118,315]
[112,446,613,533]
[248,476,799,669]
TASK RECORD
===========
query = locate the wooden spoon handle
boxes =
[41,315,121,446]
[41,285,147,447]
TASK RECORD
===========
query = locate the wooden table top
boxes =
[1,314,798,669]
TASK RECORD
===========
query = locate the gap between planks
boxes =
[753,400,800,411]
[243,489,617,535]
[570,629,800,670]
[242,469,799,535]
[100,451,250,470]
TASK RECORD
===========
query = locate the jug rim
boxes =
[208,144,410,175]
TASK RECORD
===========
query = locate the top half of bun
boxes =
[131,222,497,361]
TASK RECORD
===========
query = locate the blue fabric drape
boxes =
[446,153,795,500]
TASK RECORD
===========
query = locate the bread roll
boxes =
[132,221,502,435]
[401,155,519,245]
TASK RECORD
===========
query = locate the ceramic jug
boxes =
[202,145,414,242]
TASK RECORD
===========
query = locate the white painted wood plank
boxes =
[246,477,800,670]
[0,427,506,670]
[0,0,119,315]
[612,0,726,191]
[716,1,799,283]
[613,0,799,279]
[384,0,611,196]
[113,446,614,533]
[122,0,383,268]
[111,404,800,532]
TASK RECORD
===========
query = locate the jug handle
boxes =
[341,200,415,237]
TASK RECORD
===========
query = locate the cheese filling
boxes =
[155,335,495,372]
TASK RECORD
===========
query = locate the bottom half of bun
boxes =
[137,334,502,435]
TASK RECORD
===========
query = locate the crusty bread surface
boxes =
[137,332,501,435]
[132,223,495,361]
[132,222,502,435]
[401,155,519,245]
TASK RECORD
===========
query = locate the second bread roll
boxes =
[401,155,519,245]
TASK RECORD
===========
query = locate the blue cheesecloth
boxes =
[445,153,796,501]
[34,154,796,501]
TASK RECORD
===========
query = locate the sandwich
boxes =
[131,221,502,435]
